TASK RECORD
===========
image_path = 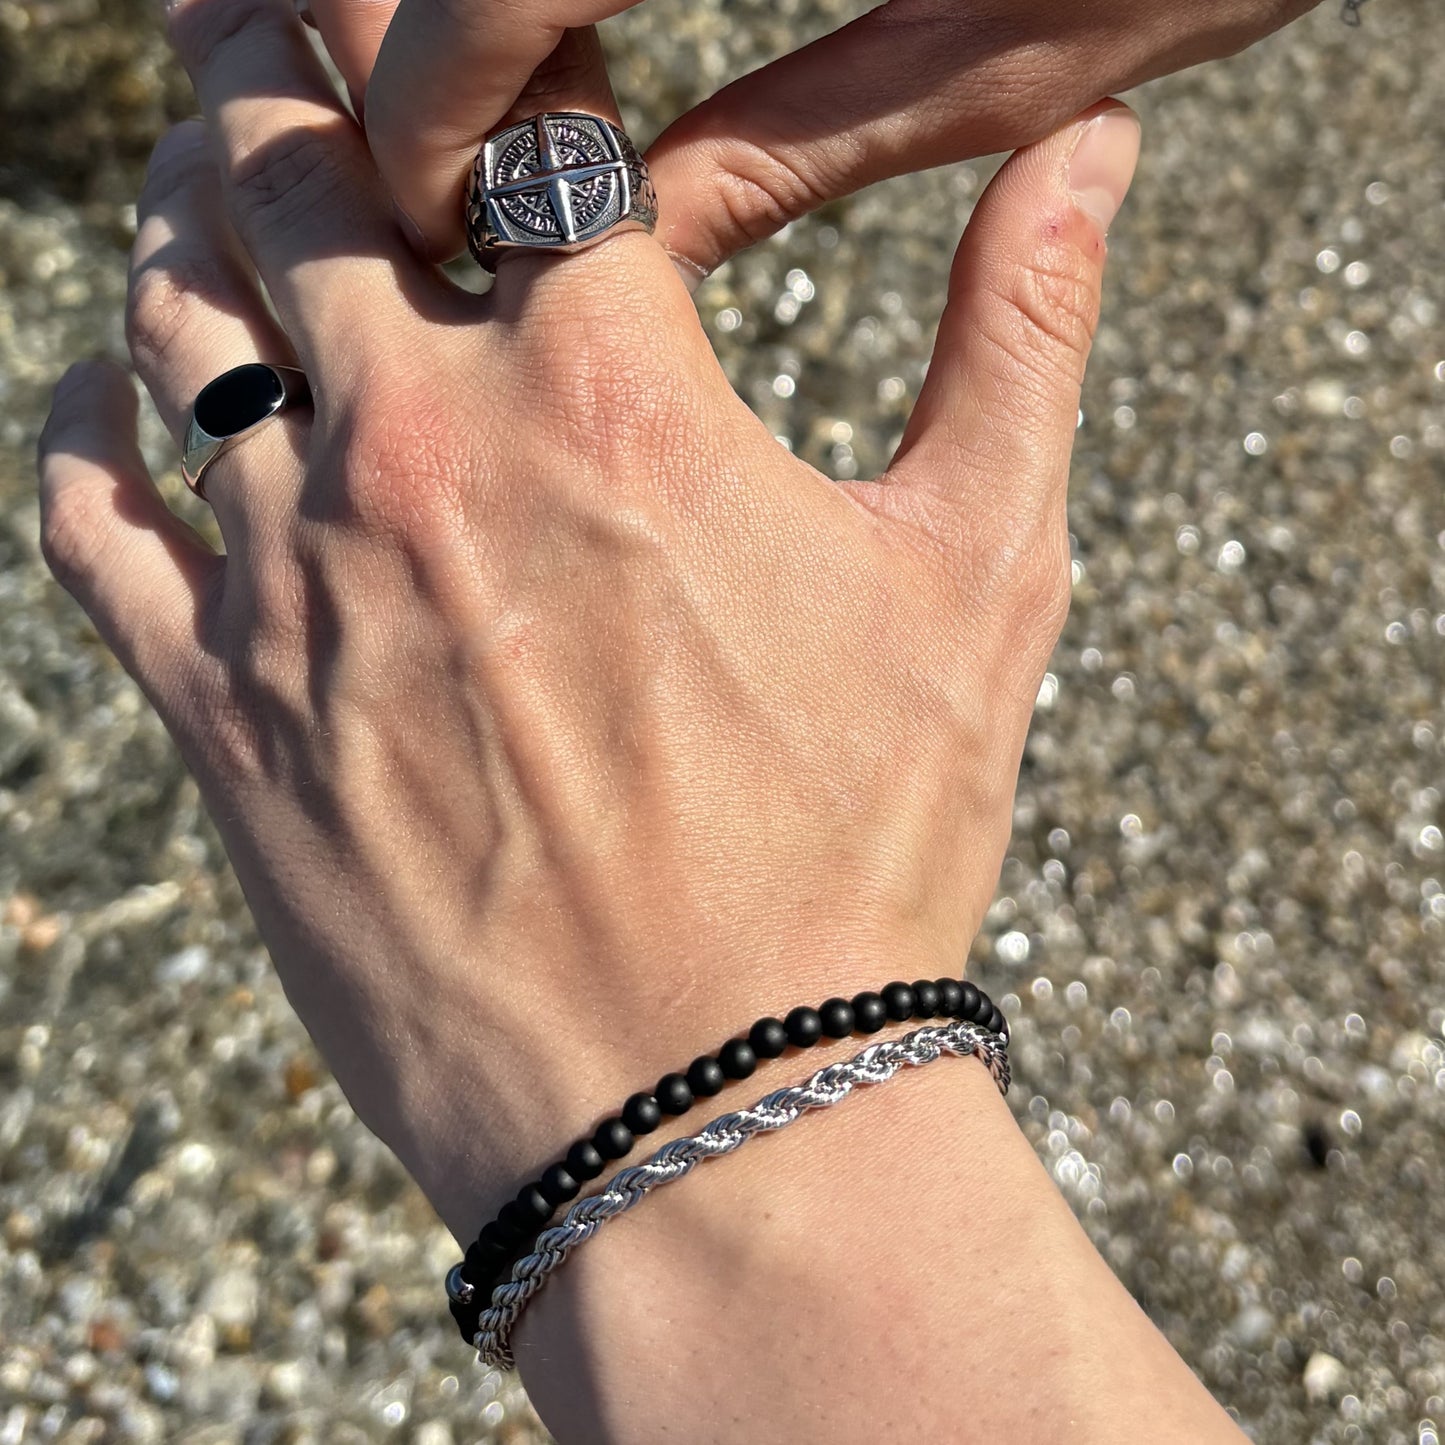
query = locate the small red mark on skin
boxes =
[1041,209,1104,258]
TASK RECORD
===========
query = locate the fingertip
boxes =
[888,103,1142,516]
[55,354,132,396]
[37,359,220,680]
[39,363,139,531]
[50,356,108,404]
[1065,100,1140,238]
[43,360,136,449]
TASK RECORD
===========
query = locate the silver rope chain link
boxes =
[472,1017,1010,1368]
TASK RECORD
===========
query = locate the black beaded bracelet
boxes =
[448,976,1007,1343]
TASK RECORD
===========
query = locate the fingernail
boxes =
[1067,105,1141,235]
[663,245,711,295]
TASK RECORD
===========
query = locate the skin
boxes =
[36,0,1261,1438]
[301,0,1322,269]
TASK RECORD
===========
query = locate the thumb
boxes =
[889,102,1140,528]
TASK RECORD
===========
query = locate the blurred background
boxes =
[1,1,1442,1441]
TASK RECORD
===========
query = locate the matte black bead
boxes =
[565,1139,605,1182]
[655,1073,694,1115]
[593,1117,635,1161]
[686,1055,726,1097]
[936,978,964,1016]
[539,1163,581,1206]
[718,1039,758,1080]
[490,1214,524,1249]
[785,1006,824,1048]
[986,1005,1007,1036]
[479,1219,514,1253]
[498,1200,530,1235]
[818,997,855,1038]
[959,981,986,1021]
[465,1238,507,1279]
[622,1092,663,1136]
[749,1017,789,1058]
[851,991,888,1033]
[881,981,916,1021]
[911,980,942,1017]
[514,1182,553,1227]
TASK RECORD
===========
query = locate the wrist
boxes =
[514,1057,1246,1445]
[387,925,988,1244]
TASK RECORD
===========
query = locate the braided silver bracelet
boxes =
[464,1016,1010,1368]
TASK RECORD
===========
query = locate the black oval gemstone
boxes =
[194,363,285,438]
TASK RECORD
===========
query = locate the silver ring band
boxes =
[181,362,311,498]
[464,112,658,271]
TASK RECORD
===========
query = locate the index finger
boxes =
[362,0,637,257]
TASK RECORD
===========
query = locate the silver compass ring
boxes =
[464,112,658,271]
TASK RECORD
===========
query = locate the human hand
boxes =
[305,0,1313,270]
[36,0,1137,1249]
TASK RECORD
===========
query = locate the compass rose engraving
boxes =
[464,112,658,268]
[484,115,630,247]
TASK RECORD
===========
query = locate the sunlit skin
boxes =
[303,0,1319,269]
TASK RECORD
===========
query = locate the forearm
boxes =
[514,1050,1247,1444]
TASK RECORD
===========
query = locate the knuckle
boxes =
[228,126,341,237]
[979,520,1073,660]
[980,241,1101,394]
[126,257,227,375]
[322,383,468,541]
[557,346,675,455]
[509,305,690,465]
[700,141,832,252]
